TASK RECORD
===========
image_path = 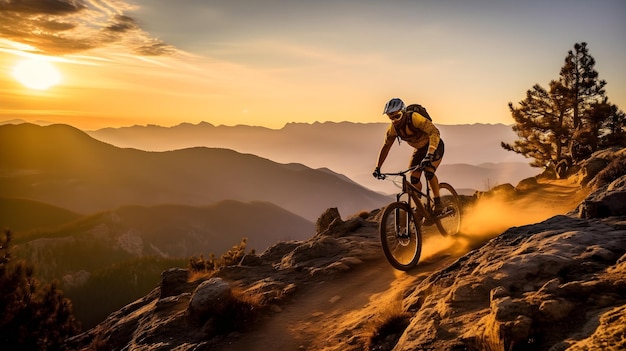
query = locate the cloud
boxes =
[1,0,85,14]
[0,0,176,56]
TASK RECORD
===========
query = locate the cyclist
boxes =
[372,98,445,215]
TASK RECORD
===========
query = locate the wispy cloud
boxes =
[0,0,176,55]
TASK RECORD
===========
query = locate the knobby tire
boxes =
[379,201,422,271]
[434,182,462,236]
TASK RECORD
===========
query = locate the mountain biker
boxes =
[373,98,445,215]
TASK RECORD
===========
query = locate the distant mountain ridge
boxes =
[0,122,364,329]
[0,197,81,232]
[85,121,538,193]
[14,200,314,282]
[0,123,389,221]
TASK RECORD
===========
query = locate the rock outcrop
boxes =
[394,174,626,351]
[67,150,626,351]
[67,212,382,350]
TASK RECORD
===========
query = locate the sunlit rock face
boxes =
[396,176,626,351]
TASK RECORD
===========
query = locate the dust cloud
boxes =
[419,184,586,261]
[455,195,555,253]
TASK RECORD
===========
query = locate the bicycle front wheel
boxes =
[380,202,422,271]
[434,183,462,236]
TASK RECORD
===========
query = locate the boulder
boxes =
[316,207,342,234]
[160,268,193,299]
[187,277,232,321]
[577,175,626,218]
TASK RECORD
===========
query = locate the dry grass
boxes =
[210,287,264,335]
[188,237,249,282]
[185,237,267,335]
[365,303,411,351]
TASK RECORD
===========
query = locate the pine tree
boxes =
[503,42,625,176]
[559,42,609,162]
[502,82,571,168]
[599,102,626,148]
[0,230,80,350]
[559,42,606,131]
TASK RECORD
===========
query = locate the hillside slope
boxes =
[0,197,81,232]
[0,123,389,221]
[14,200,314,278]
[13,200,313,329]
[67,148,626,351]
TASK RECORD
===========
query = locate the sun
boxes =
[12,58,62,90]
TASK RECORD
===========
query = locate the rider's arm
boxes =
[411,113,440,155]
[376,126,396,168]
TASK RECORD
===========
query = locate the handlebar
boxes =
[376,166,422,180]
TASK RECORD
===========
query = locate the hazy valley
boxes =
[0,122,386,327]
[86,121,538,195]
[1,123,388,221]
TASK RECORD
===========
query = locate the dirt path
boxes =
[218,179,587,351]
[219,252,461,351]
[219,260,398,351]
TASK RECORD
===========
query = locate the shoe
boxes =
[432,198,443,216]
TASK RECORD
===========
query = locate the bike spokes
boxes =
[380,202,422,270]
[434,183,462,236]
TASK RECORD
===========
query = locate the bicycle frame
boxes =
[385,168,434,222]
[377,167,461,270]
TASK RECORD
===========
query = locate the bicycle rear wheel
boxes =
[434,183,462,236]
[380,202,422,271]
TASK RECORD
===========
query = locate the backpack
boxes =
[405,104,432,121]
[393,104,431,142]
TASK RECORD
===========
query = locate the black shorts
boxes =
[409,139,445,169]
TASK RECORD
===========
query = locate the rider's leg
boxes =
[427,159,442,198]
[409,147,427,195]
[427,159,442,214]
[428,140,445,214]
[410,172,422,194]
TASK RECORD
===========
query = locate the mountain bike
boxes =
[376,167,462,271]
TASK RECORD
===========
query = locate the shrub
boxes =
[188,237,249,277]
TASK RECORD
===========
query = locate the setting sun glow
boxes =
[12,58,62,90]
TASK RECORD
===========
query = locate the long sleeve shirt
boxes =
[383,111,441,154]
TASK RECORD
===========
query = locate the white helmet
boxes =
[383,98,405,114]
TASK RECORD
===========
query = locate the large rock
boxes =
[187,277,232,321]
[577,175,626,218]
[160,268,193,298]
[577,147,626,187]
[395,209,626,351]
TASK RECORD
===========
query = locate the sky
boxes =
[0,0,624,130]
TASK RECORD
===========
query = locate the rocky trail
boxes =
[218,178,590,351]
[219,252,460,351]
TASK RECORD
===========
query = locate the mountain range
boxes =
[1,122,387,328]
[1,123,388,221]
[85,121,538,194]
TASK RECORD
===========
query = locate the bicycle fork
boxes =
[394,193,417,238]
